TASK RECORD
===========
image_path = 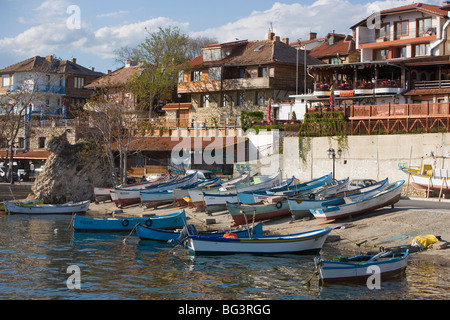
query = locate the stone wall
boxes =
[282,133,450,183]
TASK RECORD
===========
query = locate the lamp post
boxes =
[327,148,342,181]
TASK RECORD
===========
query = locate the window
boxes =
[394,21,408,39]
[374,48,389,60]
[330,57,341,64]
[255,91,266,105]
[417,18,432,37]
[201,95,210,108]
[191,71,203,82]
[39,137,46,149]
[1,74,11,87]
[258,66,268,77]
[223,94,233,107]
[238,67,248,78]
[74,77,84,88]
[393,46,407,58]
[18,138,24,149]
[237,92,245,106]
[376,23,390,40]
[414,43,430,57]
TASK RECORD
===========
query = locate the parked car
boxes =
[0,167,19,182]
[186,170,216,180]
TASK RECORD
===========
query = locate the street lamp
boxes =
[327,148,342,181]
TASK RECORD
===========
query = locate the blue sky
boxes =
[0,0,444,73]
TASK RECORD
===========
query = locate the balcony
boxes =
[178,77,271,93]
[412,80,450,90]
[314,79,403,96]
[7,84,65,94]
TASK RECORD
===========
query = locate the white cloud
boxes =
[96,11,129,18]
[0,0,445,71]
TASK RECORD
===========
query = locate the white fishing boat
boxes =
[94,173,170,202]
[203,171,283,213]
[401,165,450,195]
[111,172,196,208]
[309,180,404,220]
[5,200,90,215]
[288,178,388,219]
[315,250,409,284]
[188,173,250,210]
[186,227,332,255]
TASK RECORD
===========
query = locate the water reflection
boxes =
[0,215,448,300]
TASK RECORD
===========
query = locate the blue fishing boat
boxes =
[73,210,187,232]
[288,178,389,219]
[136,222,264,243]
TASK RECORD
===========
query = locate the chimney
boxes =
[125,60,132,68]
[282,38,289,45]
[45,55,53,62]
[71,57,77,64]
[88,67,95,71]
[107,70,112,74]
[275,36,280,42]
[268,31,275,41]
[309,32,317,40]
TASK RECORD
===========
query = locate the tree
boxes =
[0,70,54,184]
[130,26,190,118]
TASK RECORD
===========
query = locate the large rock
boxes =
[31,132,111,204]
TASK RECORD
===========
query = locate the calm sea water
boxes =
[0,214,448,301]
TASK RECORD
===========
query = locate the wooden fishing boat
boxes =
[111,172,197,208]
[186,227,333,255]
[309,180,404,220]
[173,177,222,207]
[203,172,283,213]
[401,166,450,195]
[241,175,346,205]
[188,173,249,210]
[136,222,264,243]
[288,178,389,220]
[5,200,90,215]
[237,176,296,204]
[140,190,175,208]
[0,198,43,211]
[94,173,170,202]
[226,196,290,226]
[314,250,409,284]
[73,209,186,232]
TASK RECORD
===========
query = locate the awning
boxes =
[0,150,51,160]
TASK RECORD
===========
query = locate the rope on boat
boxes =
[122,223,138,245]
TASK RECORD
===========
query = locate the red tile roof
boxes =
[0,56,103,77]
[182,38,324,70]
[0,150,51,160]
[84,65,143,88]
[351,2,449,29]
[309,34,358,58]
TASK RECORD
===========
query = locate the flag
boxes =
[40,104,44,122]
[329,85,335,110]
[62,102,67,120]
[27,104,32,122]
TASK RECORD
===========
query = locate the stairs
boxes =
[0,183,33,201]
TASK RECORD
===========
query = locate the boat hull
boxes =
[227,200,291,226]
[402,169,450,194]
[310,180,404,220]
[140,190,175,208]
[137,222,264,242]
[5,200,90,215]
[73,210,186,232]
[187,228,332,255]
[315,251,409,284]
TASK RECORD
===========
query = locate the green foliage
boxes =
[240,111,264,130]
[298,111,348,161]
[131,26,190,115]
